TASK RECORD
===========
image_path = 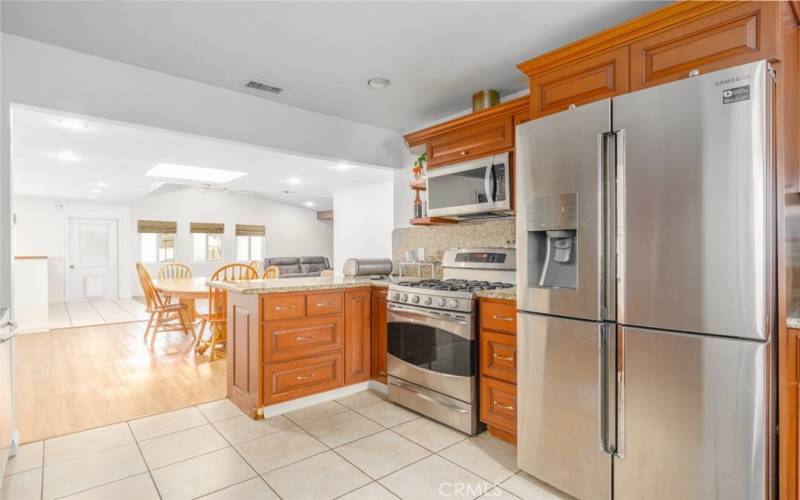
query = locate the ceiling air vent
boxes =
[244,80,284,95]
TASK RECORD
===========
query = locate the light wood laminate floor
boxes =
[15,320,226,443]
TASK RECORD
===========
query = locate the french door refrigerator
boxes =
[515,59,774,500]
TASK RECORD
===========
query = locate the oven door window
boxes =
[388,322,473,377]
[427,165,489,210]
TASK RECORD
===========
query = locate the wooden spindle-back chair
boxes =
[136,263,194,344]
[196,263,258,360]
[158,263,192,280]
[248,260,261,275]
[262,265,280,279]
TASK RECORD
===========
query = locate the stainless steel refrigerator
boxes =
[515,60,775,500]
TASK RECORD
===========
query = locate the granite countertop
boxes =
[474,288,516,301]
[788,310,800,329]
[208,276,393,294]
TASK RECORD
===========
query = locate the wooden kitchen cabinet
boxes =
[528,46,629,118]
[370,288,389,384]
[629,2,780,90]
[478,297,518,443]
[263,352,344,405]
[426,115,514,169]
[344,288,371,384]
[262,314,343,362]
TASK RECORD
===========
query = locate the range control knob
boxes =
[424,297,433,305]
[448,299,459,309]
[400,293,408,302]
[411,295,420,304]
[438,298,447,307]
[390,292,400,301]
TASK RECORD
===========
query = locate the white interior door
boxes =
[66,218,118,302]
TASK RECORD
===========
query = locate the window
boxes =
[237,235,264,261]
[140,233,175,263]
[193,233,223,262]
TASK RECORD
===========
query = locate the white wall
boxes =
[131,189,333,293]
[332,181,394,276]
[12,197,133,302]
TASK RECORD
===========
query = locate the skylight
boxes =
[146,163,247,183]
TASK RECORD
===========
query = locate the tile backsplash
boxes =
[392,218,516,278]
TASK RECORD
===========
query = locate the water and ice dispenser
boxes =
[527,193,578,289]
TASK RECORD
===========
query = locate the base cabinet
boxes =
[344,289,371,384]
[478,298,518,443]
[370,288,389,383]
[263,352,344,405]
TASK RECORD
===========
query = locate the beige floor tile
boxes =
[379,455,492,500]
[263,451,370,500]
[4,441,43,476]
[335,430,429,479]
[61,472,159,500]
[335,390,386,409]
[393,417,468,452]
[139,424,229,469]
[283,400,348,425]
[42,444,146,500]
[499,471,572,500]
[65,302,105,327]
[44,423,134,465]
[150,447,257,500]
[355,401,418,428]
[479,487,521,499]
[439,433,518,484]
[300,410,383,448]
[1,469,42,500]
[235,427,327,474]
[129,406,208,441]
[48,303,71,330]
[196,399,244,423]
[338,481,399,499]
[212,415,296,445]
[197,477,278,500]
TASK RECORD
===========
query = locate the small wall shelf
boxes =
[410,179,427,191]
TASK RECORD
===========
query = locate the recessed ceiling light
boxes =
[331,162,353,171]
[367,77,391,90]
[282,190,296,194]
[304,201,315,207]
[88,194,96,199]
[97,182,109,188]
[285,177,302,185]
[54,151,80,162]
[146,163,247,184]
[91,189,100,194]
[55,119,88,131]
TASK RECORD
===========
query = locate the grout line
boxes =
[127,421,163,500]
[39,442,44,500]
[50,471,152,500]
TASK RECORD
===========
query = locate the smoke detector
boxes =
[244,80,284,96]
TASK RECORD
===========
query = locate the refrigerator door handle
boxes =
[599,324,616,454]
[615,129,626,324]
[599,132,616,321]
[615,327,626,459]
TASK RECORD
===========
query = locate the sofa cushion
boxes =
[265,256,330,277]
[267,257,301,266]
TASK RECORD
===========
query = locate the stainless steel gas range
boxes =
[386,247,515,435]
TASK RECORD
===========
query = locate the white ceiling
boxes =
[2,1,666,131]
[11,105,393,210]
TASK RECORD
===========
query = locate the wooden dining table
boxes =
[151,277,209,322]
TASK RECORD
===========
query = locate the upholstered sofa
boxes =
[263,256,331,278]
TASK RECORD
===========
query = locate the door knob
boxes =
[69,265,75,269]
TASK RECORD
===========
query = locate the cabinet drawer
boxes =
[480,300,516,334]
[263,352,343,405]
[529,46,628,118]
[263,314,343,362]
[426,116,513,168]
[480,330,517,384]
[630,2,779,91]
[480,376,517,434]
[307,292,343,317]
[263,294,306,320]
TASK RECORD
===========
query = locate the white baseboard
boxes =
[261,381,371,419]
[368,379,388,395]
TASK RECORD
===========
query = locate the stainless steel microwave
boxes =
[426,153,511,218]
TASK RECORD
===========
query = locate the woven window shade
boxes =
[137,220,177,234]
[190,222,225,234]
[235,224,266,237]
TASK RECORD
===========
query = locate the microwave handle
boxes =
[484,162,495,206]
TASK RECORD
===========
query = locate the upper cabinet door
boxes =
[629,2,779,91]
[529,46,628,119]
[426,115,513,168]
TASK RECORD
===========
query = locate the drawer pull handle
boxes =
[493,354,514,362]
[688,68,700,77]
[494,402,515,411]
[316,302,333,307]
[275,304,296,311]
[295,335,313,341]
[492,314,513,322]
[460,150,468,156]
[296,374,315,381]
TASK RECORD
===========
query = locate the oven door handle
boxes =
[387,303,469,325]
[389,378,469,414]
[387,304,473,341]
